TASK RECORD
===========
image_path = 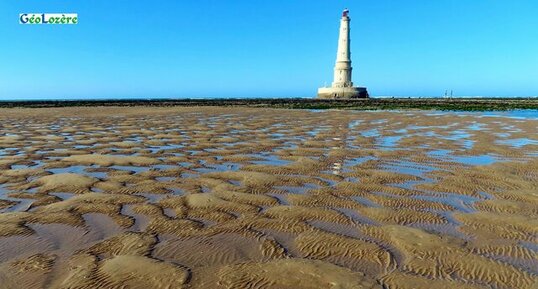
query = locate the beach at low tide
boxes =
[0,106,536,288]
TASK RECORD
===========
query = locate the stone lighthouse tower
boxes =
[318,9,368,99]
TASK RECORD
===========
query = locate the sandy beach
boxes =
[0,107,536,289]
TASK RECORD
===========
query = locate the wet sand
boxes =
[0,107,536,289]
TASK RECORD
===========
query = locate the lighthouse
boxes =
[318,9,368,99]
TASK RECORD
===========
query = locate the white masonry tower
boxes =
[318,9,368,99]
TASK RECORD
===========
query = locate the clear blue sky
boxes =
[1,0,537,99]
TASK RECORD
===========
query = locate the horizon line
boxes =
[1,96,538,102]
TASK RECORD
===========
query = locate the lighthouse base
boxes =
[317,87,369,99]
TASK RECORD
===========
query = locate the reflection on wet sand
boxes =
[0,107,537,289]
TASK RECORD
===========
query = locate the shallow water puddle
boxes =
[496,138,538,148]
[382,160,438,177]
[267,193,289,205]
[28,223,97,255]
[47,165,107,179]
[427,149,499,165]
[0,184,33,213]
[361,128,379,137]
[351,196,381,208]
[49,192,75,201]
[193,162,241,173]
[156,177,176,182]
[0,234,55,263]
[139,193,168,203]
[249,153,292,166]
[110,165,151,174]
[83,213,124,240]
[121,204,150,232]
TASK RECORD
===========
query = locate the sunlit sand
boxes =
[0,107,536,288]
